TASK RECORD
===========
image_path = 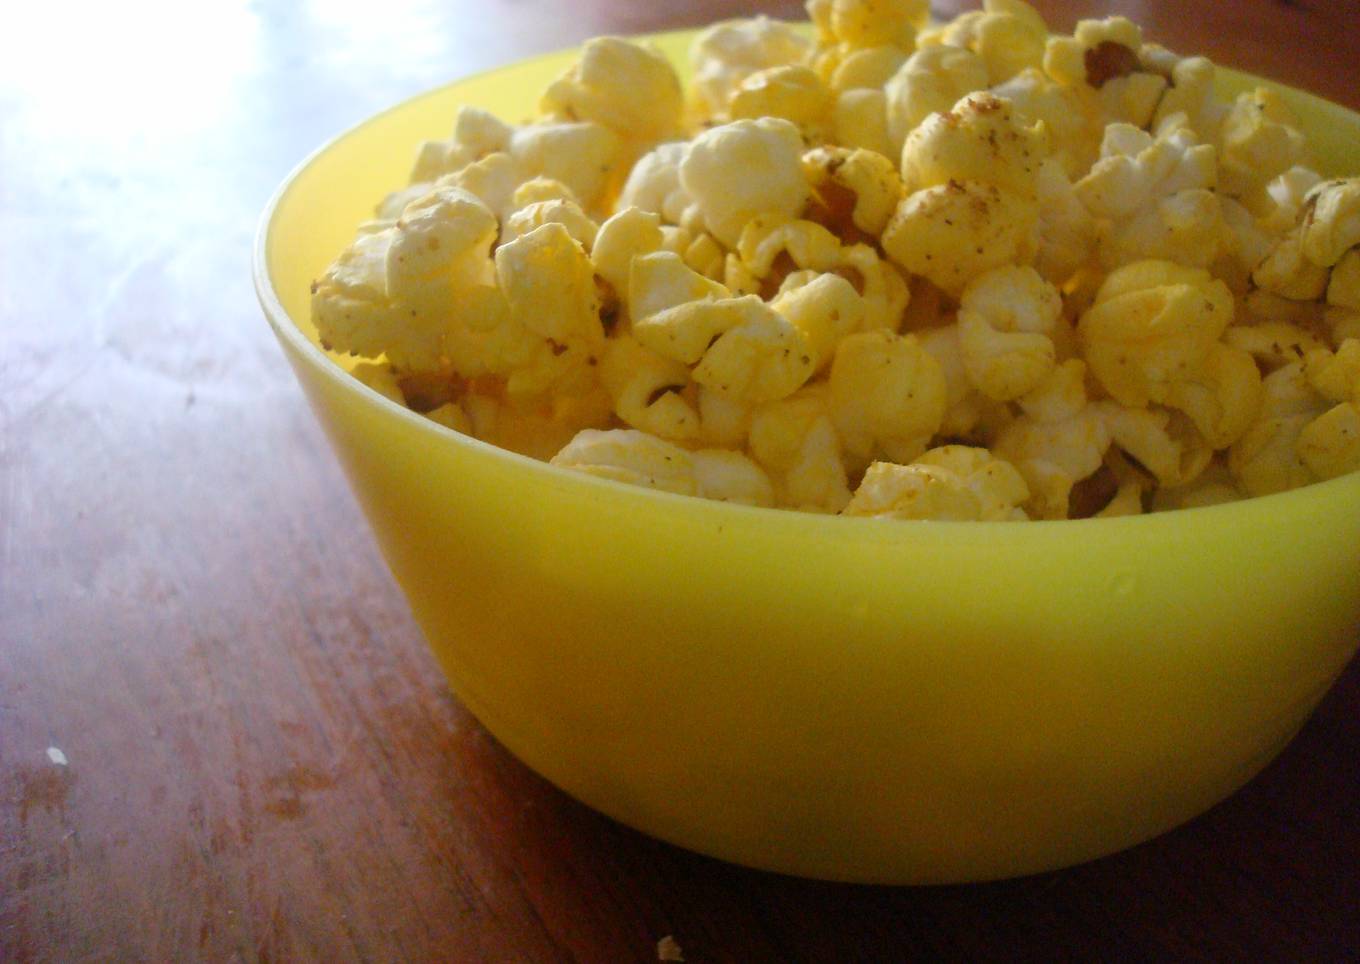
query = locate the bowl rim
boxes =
[252,27,1360,539]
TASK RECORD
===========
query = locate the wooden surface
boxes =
[3,1,1358,960]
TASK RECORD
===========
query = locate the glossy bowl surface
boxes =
[255,29,1360,883]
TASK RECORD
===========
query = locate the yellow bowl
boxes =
[255,29,1360,884]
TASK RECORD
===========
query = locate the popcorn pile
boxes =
[311,0,1360,521]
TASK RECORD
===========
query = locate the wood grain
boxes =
[2,1,1357,960]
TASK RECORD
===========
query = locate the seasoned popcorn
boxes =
[314,8,1360,522]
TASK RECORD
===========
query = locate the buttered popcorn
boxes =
[312,2,1360,522]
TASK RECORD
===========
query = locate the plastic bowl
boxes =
[255,29,1360,884]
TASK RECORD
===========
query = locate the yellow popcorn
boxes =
[881,179,1039,296]
[1034,158,1098,284]
[1261,165,1322,234]
[1078,260,1233,407]
[917,324,990,438]
[1305,339,1360,403]
[599,335,699,441]
[1149,54,1227,148]
[1328,250,1360,311]
[957,265,1062,400]
[630,250,729,319]
[689,16,812,120]
[990,68,1102,181]
[410,105,514,184]
[831,88,895,158]
[503,198,599,251]
[827,45,909,93]
[592,207,664,301]
[350,361,407,406]
[318,20,1360,518]
[843,447,1030,521]
[1252,230,1329,300]
[738,215,843,277]
[772,272,864,372]
[1043,17,1166,129]
[884,45,989,154]
[541,36,683,147]
[424,402,473,434]
[1300,178,1360,268]
[697,385,754,447]
[803,146,903,238]
[510,121,623,212]
[728,64,832,139]
[693,297,816,403]
[748,386,851,512]
[312,186,500,373]
[995,360,1111,518]
[1160,343,1263,449]
[1097,403,1213,490]
[901,93,1048,198]
[1223,321,1328,372]
[918,0,1049,86]
[1218,88,1307,206]
[1297,402,1360,480]
[434,151,525,222]
[551,428,698,495]
[690,449,776,506]
[828,329,946,463]
[1228,362,1329,495]
[808,0,928,50]
[615,141,694,225]
[1075,119,1223,270]
[679,117,811,247]
[840,243,911,331]
[494,222,604,397]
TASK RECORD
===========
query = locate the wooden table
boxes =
[3,1,1357,959]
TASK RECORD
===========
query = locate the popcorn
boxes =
[1096,402,1213,489]
[884,45,989,154]
[616,142,694,225]
[1075,119,1223,270]
[679,117,810,247]
[1228,362,1329,495]
[843,447,1030,521]
[592,207,664,298]
[1077,260,1233,407]
[748,386,852,511]
[316,15,1360,518]
[994,360,1111,518]
[808,0,928,50]
[510,122,623,211]
[599,334,699,440]
[900,93,1048,198]
[828,329,947,463]
[728,65,832,139]
[551,428,699,495]
[410,106,514,184]
[494,221,604,397]
[1043,17,1167,129]
[503,198,599,251]
[956,265,1062,401]
[803,145,903,238]
[882,178,1039,296]
[1218,88,1307,206]
[313,186,500,373]
[831,89,895,158]
[541,36,683,146]
[690,16,811,120]
[917,0,1049,86]
[838,50,910,96]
